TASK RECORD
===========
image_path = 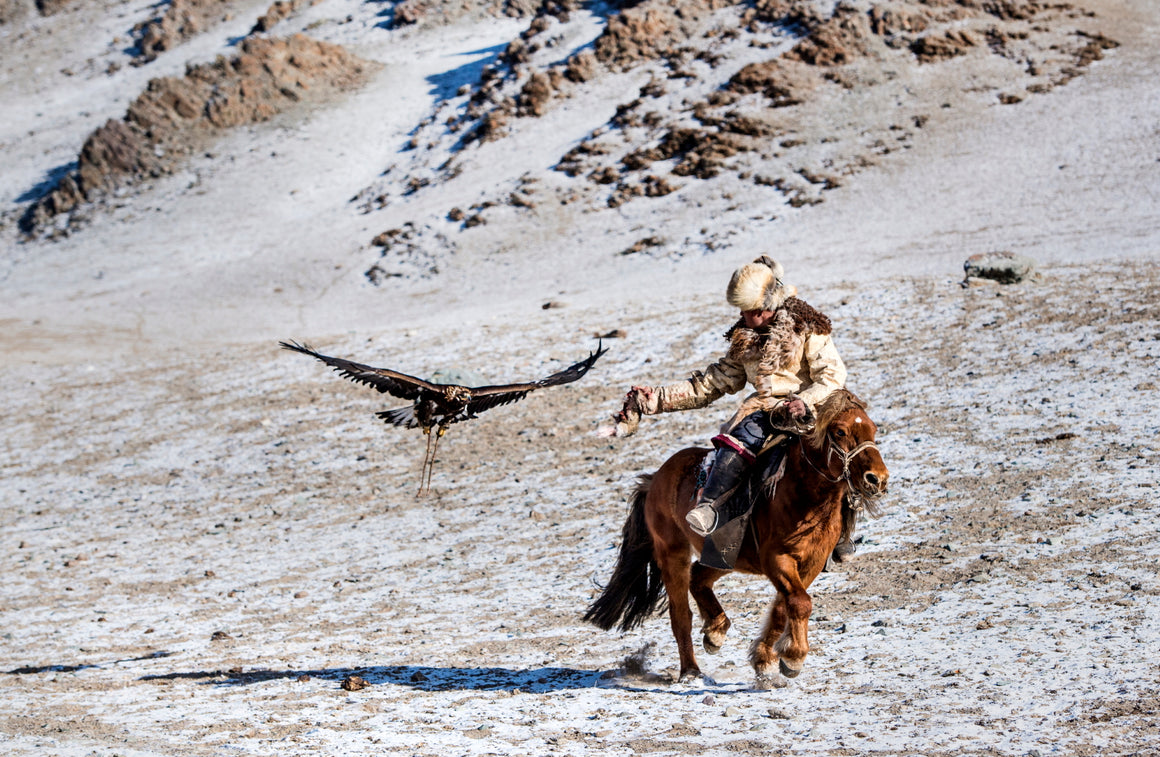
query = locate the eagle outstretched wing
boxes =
[459,340,608,416]
[280,341,434,401]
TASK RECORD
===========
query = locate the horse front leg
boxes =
[690,562,731,654]
[752,556,812,682]
[772,585,811,678]
[749,592,787,686]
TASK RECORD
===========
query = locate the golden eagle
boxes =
[281,339,607,494]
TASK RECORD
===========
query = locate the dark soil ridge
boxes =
[20,34,376,237]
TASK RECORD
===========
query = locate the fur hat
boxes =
[726,256,796,311]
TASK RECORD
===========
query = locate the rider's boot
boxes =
[685,446,750,537]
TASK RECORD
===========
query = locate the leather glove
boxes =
[601,386,657,437]
[767,394,816,434]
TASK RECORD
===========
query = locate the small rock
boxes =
[341,675,370,691]
[702,694,716,705]
[210,631,231,641]
[542,300,567,310]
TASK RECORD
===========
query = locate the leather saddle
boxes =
[698,440,788,570]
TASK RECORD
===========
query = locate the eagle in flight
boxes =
[281,339,607,494]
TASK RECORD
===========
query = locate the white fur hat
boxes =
[726,256,795,311]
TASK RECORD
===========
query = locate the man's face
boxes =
[742,309,775,328]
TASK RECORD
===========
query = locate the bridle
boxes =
[798,431,881,512]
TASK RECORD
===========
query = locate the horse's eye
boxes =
[833,429,846,438]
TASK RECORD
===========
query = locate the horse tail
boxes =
[583,474,666,632]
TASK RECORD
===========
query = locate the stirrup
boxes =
[686,503,719,537]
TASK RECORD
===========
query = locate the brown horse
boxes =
[584,389,888,687]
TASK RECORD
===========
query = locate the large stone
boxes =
[963,251,1037,284]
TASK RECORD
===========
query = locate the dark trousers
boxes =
[712,410,778,463]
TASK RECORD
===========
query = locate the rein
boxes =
[797,433,880,512]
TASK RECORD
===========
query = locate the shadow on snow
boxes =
[139,664,604,693]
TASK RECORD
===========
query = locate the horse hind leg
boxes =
[690,562,731,654]
[656,550,704,684]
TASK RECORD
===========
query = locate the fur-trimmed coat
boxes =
[642,298,847,432]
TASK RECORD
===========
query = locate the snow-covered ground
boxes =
[1,0,1158,754]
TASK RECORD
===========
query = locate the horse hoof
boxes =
[778,659,802,678]
[677,669,704,684]
[702,634,723,655]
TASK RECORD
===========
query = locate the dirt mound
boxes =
[21,34,375,235]
[389,0,541,29]
[132,0,234,64]
[593,1,732,70]
[784,3,875,67]
[251,0,317,34]
[727,58,818,107]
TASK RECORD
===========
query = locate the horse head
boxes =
[805,389,889,508]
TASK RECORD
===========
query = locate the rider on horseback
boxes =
[610,256,855,557]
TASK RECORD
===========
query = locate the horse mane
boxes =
[804,389,867,449]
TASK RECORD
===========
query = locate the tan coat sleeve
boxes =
[796,334,847,408]
[644,356,749,414]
